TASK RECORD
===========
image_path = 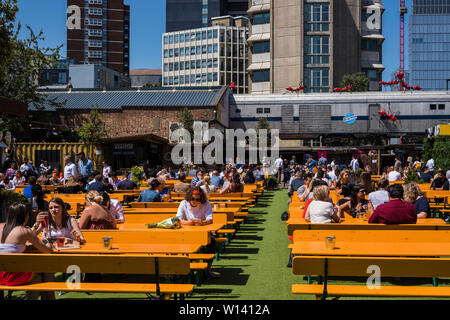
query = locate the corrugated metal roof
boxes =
[32,87,226,111]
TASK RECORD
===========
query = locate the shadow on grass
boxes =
[202,267,250,286]
[224,248,259,255]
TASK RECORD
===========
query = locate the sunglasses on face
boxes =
[191,197,201,201]
[359,190,366,194]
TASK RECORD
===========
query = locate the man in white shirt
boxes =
[388,166,402,181]
[350,156,359,171]
[367,179,390,210]
[63,155,77,182]
[274,156,283,183]
[102,160,112,178]
[426,158,434,174]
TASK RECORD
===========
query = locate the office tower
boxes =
[247,0,384,94]
[162,16,249,94]
[67,0,130,76]
[409,0,450,90]
[166,0,248,32]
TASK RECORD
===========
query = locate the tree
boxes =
[77,105,108,147]
[143,82,162,88]
[422,137,434,162]
[0,0,63,136]
[340,72,370,92]
[179,107,194,138]
[256,116,270,145]
[432,136,450,170]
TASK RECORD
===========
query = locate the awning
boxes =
[0,96,28,116]
[362,34,385,42]
[247,4,270,14]
[362,62,385,70]
[363,4,385,11]
[247,32,271,42]
[247,62,270,71]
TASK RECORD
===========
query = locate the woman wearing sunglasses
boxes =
[176,187,213,226]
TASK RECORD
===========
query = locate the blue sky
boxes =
[16,0,406,81]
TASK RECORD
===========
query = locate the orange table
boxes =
[286,218,450,235]
[55,242,201,254]
[123,207,238,222]
[291,240,450,257]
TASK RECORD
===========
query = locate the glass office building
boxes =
[166,0,248,32]
[409,0,450,90]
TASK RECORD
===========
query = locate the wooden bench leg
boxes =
[0,290,4,301]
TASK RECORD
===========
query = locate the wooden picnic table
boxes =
[291,240,450,257]
[54,242,202,254]
[286,218,450,235]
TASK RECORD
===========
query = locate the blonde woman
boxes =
[200,175,216,195]
[335,169,351,196]
[305,185,340,223]
[403,182,430,219]
[79,190,117,229]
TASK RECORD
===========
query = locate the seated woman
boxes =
[347,184,369,218]
[0,176,15,191]
[31,184,49,212]
[176,187,220,278]
[0,203,54,299]
[219,173,243,194]
[79,191,117,230]
[335,169,351,196]
[58,176,83,194]
[37,173,50,186]
[12,170,26,186]
[336,184,353,218]
[48,169,61,185]
[403,182,430,219]
[200,175,216,195]
[158,178,173,202]
[305,185,340,223]
[5,162,17,179]
[101,192,125,223]
[33,198,85,243]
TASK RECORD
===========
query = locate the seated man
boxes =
[88,174,107,193]
[368,184,417,224]
[174,173,191,193]
[116,173,138,190]
[431,169,450,190]
[137,179,162,202]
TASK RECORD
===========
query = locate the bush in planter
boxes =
[404,168,423,184]
[131,166,145,187]
[266,176,279,190]
[0,189,28,222]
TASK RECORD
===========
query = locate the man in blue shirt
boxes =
[210,170,224,188]
[77,151,94,181]
[23,176,37,199]
[137,179,161,202]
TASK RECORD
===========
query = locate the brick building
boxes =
[67,0,130,76]
[27,87,230,169]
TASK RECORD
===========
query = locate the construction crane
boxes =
[397,0,408,90]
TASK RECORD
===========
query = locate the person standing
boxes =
[388,166,402,182]
[426,158,434,175]
[318,154,328,167]
[102,160,112,179]
[274,156,283,183]
[394,156,402,172]
[63,155,77,183]
[350,155,359,171]
[77,152,94,183]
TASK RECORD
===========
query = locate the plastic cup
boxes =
[325,237,336,250]
[102,237,113,250]
[56,237,65,248]
[219,203,226,208]
[213,204,218,211]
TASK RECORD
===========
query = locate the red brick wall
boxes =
[54,107,215,140]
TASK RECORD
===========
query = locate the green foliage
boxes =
[340,72,370,92]
[0,189,27,206]
[143,82,162,88]
[433,136,450,170]
[422,137,434,162]
[404,168,423,184]
[130,166,144,186]
[179,107,194,137]
[355,168,364,175]
[77,105,108,147]
[256,117,270,144]
[0,0,64,135]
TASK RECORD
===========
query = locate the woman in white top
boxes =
[0,176,15,191]
[12,170,26,186]
[176,187,213,226]
[102,160,112,179]
[0,203,53,299]
[305,185,340,223]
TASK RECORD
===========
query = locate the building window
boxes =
[180,62,184,70]
[185,47,190,56]
[164,63,168,72]
[304,3,329,32]
[257,108,263,113]
[88,40,102,48]
[185,75,190,84]
[430,104,436,110]
[361,39,378,51]
[196,32,201,41]
[202,31,207,40]
[304,68,329,89]
[185,33,190,42]
[169,49,173,57]
[253,13,270,25]
[196,60,201,69]
[363,69,378,81]
[174,62,178,71]
[88,29,102,37]
[88,8,102,15]
[264,108,270,114]
[180,48,184,56]
[185,61,190,70]
[213,29,218,38]
[174,48,179,57]
[191,61,196,69]
[164,50,168,58]
[169,63,173,71]
[253,70,270,82]
[191,47,196,55]
[438,104,445,110]
[88,51,102,58]
[208,30,212,39]
[202,45,207,54]
[180,34,184,42]
[88,0,102,4]
[169,35,173,44]
[253,41,270,54]
[174,34,179,43]
[87,19,102,26]
[196,46,201,55]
